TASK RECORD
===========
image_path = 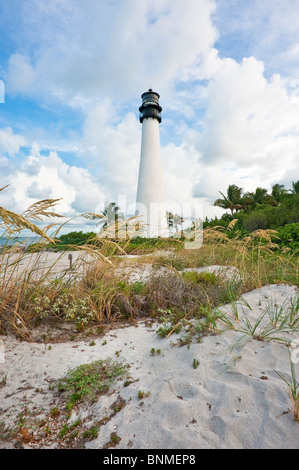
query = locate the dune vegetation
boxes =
[0,185,298,342]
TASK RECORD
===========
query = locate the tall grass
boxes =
[0,198,298,340]
[0,196,117,338]
[179,225,298,290]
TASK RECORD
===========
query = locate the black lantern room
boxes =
[139,89,162,123]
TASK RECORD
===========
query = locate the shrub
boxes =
[275,223,299,251]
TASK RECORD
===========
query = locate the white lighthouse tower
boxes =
[136,89,169,238]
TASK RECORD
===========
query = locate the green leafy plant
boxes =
[276,223,299,251]
[192,358,200,369]
[104,431,121,448]
[150,348,161,356]
[56,358,129,409]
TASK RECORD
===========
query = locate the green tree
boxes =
[291,180,299,195]
[213,185,244,217]
[243,187,272,210]
[96,202,125,239]
[100,202,124,230]
[271,183,287,205]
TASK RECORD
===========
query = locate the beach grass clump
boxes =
[144,270,234,320]
[0,230,136,337]
[217,293,299,346]
[152,252,187,271]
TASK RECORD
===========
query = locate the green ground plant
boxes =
[55,358,129,410]
[192,358,200,369]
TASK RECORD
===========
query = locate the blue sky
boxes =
[0,0,299,233]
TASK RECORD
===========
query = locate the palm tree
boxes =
[101,202,123,229]
[243,187,271,210]
[291,180,299,195]
[271,183,287,205]
[213,184,244,217]
[97,202,125,238]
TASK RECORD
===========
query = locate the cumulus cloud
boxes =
[193,55,299,194]
[26,181,52,199]
[5,54,35,94]
[0,127,26,156]
[176,47,299,209]
[2,143,105,220]
[4,0,218,105]
[82,105,141,205]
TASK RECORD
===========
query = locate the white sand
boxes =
[0,282,298,449]
[0,250,94,282]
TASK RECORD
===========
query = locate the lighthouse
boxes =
[136,89,169,238]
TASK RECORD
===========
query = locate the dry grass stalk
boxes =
[0,206,54,243]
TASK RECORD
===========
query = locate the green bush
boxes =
[56,231,96,245]
[236,195,299,232]
[275,223,299,251]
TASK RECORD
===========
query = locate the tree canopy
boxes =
[212,181,299,232]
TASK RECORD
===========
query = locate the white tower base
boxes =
[136,117,168,238]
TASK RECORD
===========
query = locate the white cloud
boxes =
[0,127,26,156]
[5,54,35,94]
[2,144,105,221]
[83,106,141,205]
[196,55,299,174]
[185,52,299,211]
[5,0,218,106]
